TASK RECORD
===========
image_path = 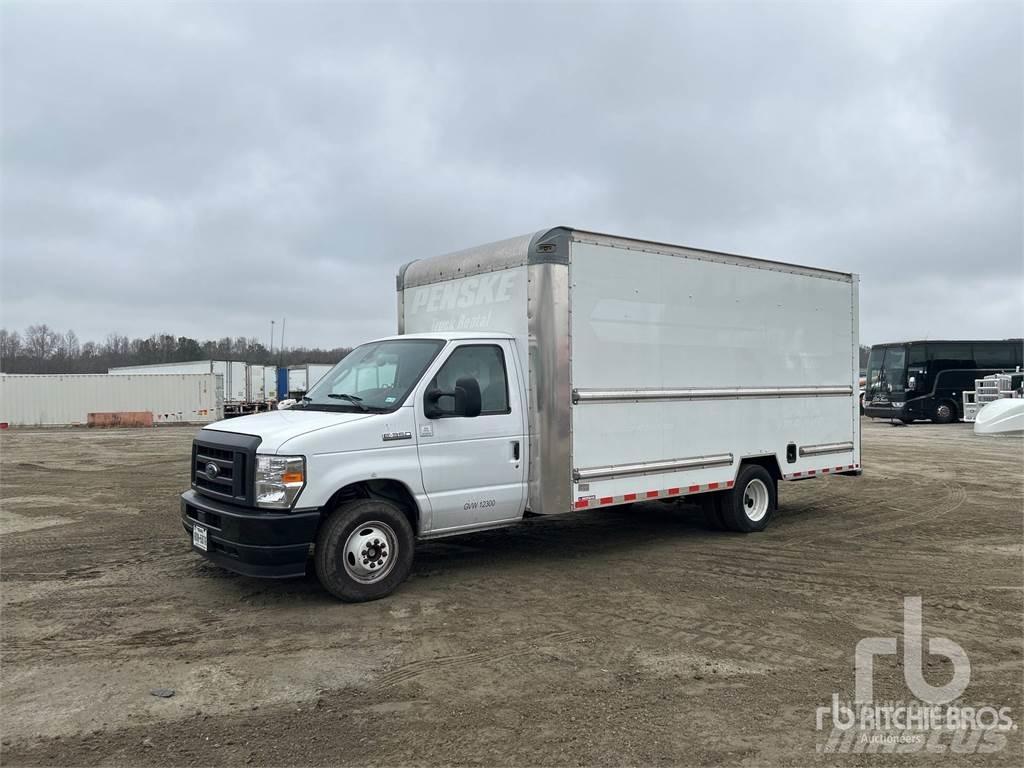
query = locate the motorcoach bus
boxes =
[864,339,1023,423]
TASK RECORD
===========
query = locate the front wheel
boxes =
[720,465,777,533]
[314,498,415,602]
[931,401,957,424]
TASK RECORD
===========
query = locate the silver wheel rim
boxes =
[342,521,398,584]
[937,405,951,419]
[742,478,770,522]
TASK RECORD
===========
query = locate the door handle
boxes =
[511,440,520,461]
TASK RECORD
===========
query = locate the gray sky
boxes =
[2,1,1021,349]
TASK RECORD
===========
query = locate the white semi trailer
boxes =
[181,228,861,601]
[110,360,248,403]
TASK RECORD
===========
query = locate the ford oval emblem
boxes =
[205,462,219,478]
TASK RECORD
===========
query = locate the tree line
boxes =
[0,325,352,375]
[1,325,873,375]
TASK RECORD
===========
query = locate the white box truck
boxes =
[181,227,860,601]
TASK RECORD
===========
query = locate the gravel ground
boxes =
[1,419,1021,766]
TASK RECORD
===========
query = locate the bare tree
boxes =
[0,329,22,365]
[64,330,81,358]
[24,324,59,359]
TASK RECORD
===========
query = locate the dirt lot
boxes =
[1,419,1021,766]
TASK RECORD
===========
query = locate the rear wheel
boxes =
[932,401,957,424]
[314,498,415,602]
[720,465,777,533]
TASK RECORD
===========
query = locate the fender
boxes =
[285,406,435,533]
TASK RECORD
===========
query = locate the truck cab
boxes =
[181,332,529,601]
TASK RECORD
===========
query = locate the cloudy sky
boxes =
[1,1,1021,349]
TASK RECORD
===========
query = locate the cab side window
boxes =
[430,345,510,415]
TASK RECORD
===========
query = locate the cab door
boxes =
[415,340,527,534]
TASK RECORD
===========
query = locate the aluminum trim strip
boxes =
[798,441,855,458]
[573,386,853,403]
[574,453,734,482]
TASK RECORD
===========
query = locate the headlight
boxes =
[255,454,306,509]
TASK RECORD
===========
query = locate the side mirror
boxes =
[424,377,482,419]
[908,376,917,390]
[455,377,482,418]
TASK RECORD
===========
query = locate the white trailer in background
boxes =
[109,360,247,401]
[181,227,861,601]
[247,364,269,402]
[285,364,333,397]
[263,366,279,401]
[109,360,272,416]
[0,373,222,426]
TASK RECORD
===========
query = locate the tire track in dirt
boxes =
[378,629,578,687]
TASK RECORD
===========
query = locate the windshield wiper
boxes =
[327,393,369,411]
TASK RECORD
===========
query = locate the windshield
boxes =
[866,345,907,399]
[299,339,445,412]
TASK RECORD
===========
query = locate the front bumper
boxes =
[180,489,321,578]
[864,402,906,419]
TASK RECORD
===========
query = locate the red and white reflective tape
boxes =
[574,480,735,510]
[574,463,861,509]
[784,463,859,480]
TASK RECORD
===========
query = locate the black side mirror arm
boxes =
[424,387,445,419]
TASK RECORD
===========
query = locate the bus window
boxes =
[908,344,928,366]
[928,343,973,367]
[973,343,1016,369]
[866,347,885,396]
[882,347,907,393]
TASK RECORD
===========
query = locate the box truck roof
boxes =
[397,227,855,291]
[375,331,516,343]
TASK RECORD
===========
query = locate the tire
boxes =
[931,401,957,424]
[314,498,415,602]
[719,465,777,533]
[699,492,727,530]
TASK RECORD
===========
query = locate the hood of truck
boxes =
[203,409,375,453]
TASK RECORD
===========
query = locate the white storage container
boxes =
[109,360,248,402]
[0,373,223,426]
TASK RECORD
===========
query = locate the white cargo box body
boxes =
[109,360,249,402]
[0,373,223,426]
[399,227,860,515]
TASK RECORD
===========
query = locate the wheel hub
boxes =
[343,523,397,583]
[742,478,769,522]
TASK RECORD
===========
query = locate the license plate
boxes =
[192,524,208,551]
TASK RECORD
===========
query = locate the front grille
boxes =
[191,430,261,506]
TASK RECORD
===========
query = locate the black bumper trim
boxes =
[864,404,905,419]
[181,490,320,579]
